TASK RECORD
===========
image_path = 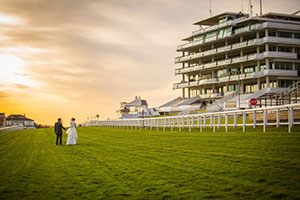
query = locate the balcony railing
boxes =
[173,68,298,89]
[175,37,259,64]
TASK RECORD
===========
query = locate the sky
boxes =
[0,0,299,125]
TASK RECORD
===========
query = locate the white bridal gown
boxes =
[66,121,78,145]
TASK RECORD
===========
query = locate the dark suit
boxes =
[54,121,66,145]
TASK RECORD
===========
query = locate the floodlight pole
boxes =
[260,0,263,15]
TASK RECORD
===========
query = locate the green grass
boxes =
[0,127,300,199]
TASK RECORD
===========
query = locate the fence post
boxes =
[171,118,173,132]
[225,113,228,133]
[243,111,246,132]
[234,112,237,128]
[178,117,181,131]
[204,115,206,129]
[288,107,291,133]
[210,114,213,129]
[200,116,202,132]
[253,110,256,128]
[218,115,221,129]
[263,109,267,132]
[276,108,280,128]
[156,119,159,131]
[197,116,200,129]
[191,116,194,129]
[182,117,185,130]
[188,116,191,132]
[213,115,216,132]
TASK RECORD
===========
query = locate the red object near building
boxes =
[250,98,257,106]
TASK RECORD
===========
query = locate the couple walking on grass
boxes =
[54,118,78,146]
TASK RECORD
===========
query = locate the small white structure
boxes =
[6,114,35,127]
[118,96,160,118]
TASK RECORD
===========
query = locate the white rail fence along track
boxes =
[87,103,300,133]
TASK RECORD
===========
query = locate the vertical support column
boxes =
[210,114,213,129]
[263,109,267,132]
[213,115,216,132]
[243,111,246,132]
[191,116,194,129]
[200,116,203,132]
[225,114,228,133]
[188,116,191,132]
[253,110,256,128]
[290,107,294,128]
[276,108,280,128]
[288,107,291,133]
[234,112,237,128]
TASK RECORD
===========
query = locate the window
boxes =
[275,62,292,70]
[269,31,276,37]
[217,68,228,77]
[278,32,292,38]
[296,63,300,71]
[244,67,254,73]
[295,33,300,39]
[218,29,225,39]
[205,31,217,42]
[269,46,277,51]
[279,80,293,88]
[224,27,232,37]
[194,35,203,42]
[278,46,292,53]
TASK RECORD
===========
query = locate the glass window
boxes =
[278,32,292,38]
[218,29,225,39]
[279,80,293,88]
[275,62,292,70]
[194,35,203,41]
[295,33,300,39]
[278,46,292,53]
[269,31,276,37]
[295,63,300,71]
[244,67,254,73]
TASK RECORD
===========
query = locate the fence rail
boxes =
[87,103,300,133]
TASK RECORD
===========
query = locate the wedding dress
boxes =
[66,121,78,145]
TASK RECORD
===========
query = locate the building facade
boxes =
[118,96,160,118]
[6,114,35,127]
[0,113,5,127]
[174,12,300,105]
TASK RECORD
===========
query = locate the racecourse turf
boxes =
[0,126,300,199]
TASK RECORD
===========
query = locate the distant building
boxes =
[0,113,6,127]
[6,114,35,127]
[118,96,160,118]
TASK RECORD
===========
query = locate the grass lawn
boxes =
[0,126,300,199]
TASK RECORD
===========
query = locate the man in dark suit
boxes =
[54,118,66,145]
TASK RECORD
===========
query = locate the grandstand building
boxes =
[173,11,300,110]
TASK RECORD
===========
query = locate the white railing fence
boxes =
[88,103,300,133]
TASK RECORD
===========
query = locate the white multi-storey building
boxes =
[174,12,300,108]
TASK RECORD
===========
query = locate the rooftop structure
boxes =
[174,11,300,110]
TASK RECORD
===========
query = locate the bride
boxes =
[66,118,78,145]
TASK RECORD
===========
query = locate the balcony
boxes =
[176,22,266,52]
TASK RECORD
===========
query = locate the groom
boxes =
[54,118,66,146]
